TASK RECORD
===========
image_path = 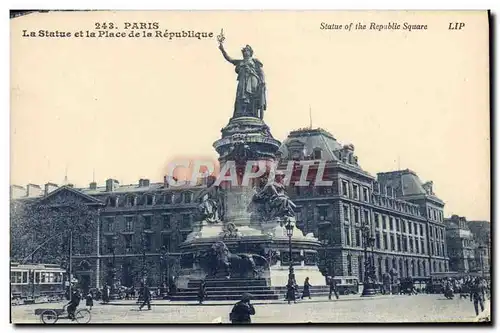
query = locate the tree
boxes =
[10,199,99,265]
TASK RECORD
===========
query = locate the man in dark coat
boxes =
[301,277,312,300]
[470,278,486,316]
[66,289,81,321]
[138,284,151,311]
[198,280,207,305]
[286,278,297,304]
[328,276,339,300]
[230,293,255,324]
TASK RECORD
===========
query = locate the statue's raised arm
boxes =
[216,29,267,119]
[219,43,238,65]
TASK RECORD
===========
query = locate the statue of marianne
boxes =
[218,31,267,120]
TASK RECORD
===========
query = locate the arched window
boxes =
[79,260,91,271]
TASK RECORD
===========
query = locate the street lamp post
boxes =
[285,220,294,282]
[361,224,376,297]
[159,246,169,299]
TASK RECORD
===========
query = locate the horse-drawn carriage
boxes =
[35,304,91,324]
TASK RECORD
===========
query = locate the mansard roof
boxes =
[377,169,444,205]
[279,128,343,162]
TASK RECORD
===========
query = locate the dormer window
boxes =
[146,195,154,205]
[291,150,301,160]
[313,148,322,160]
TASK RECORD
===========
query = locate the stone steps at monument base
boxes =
[170,293,280,301]
[175,288,279,296]
[184,285,275,291]
[187,279,267,288]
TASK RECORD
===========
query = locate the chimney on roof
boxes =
[89,182,97,190]
[44,183,58,196]
[10,185,26,199]
[139,179,150,187]
[105,179,119,192]
[163,175,169,188]
[26,184,43,197]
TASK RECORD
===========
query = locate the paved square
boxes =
[11,294,489,324]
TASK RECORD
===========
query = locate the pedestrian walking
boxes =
[198,280,207,304]
[138,284,151,311]
[301,277,312,300]
[230,293,255,324]
[470,278,486,316]
[102,284,110,304]
[328,276,339,300]
[85,290,94,311]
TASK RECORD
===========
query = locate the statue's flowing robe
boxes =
[233,58,266,117]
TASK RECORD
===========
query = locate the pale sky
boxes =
[10,11,490,220]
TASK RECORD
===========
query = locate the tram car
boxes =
[10,262,66,302]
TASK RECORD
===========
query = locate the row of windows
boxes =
[341,180,370,202]
[102,214,193,233]
[104,232,187,253]
[10,271,64,284]
[341,205,425,237]
[430,241,446,257]
[371,193,421,216]
[105,192,195,208]
[373,213,426,237]
[346,255,447,279]
[344,225,427,254]
[339,179,421,217]
[342,205,370,224]
[462,239,474,248]
[429,225,445,240]
[428,207,443,222]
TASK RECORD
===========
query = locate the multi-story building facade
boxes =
[467,220,491,277]
[11,177,207,292]
[11,127,450,290]
[278,128,449,282]
[444,215,476,273]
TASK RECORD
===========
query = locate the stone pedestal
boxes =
[175,115,326,295]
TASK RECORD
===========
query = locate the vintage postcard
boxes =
[10,10,491,324]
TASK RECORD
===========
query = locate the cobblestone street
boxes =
[11,294,489,324]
